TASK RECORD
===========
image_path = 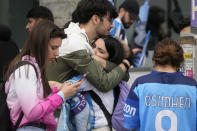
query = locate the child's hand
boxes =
[60,80,83,98]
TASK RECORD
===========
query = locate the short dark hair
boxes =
[26,6,54,22]
[147,6,165,28]
[119,0,139,20]
[152,38,184,69]
[178,16,190,31]
[72,0,117,24]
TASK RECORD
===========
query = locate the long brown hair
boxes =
[4,20,66,97]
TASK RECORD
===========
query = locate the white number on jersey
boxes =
[155,110,177,131]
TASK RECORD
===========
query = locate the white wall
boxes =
[40,0,80,27]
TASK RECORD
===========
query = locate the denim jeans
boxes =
[17,126,46,131]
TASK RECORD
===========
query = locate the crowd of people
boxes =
[0,0,196,131]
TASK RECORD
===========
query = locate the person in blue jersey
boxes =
[110,0,141,63]
[123,38,197,131]
[110,0,139,44]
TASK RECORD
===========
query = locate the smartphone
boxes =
[78,72,89,82]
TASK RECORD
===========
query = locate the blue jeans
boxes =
[17,126,46,131]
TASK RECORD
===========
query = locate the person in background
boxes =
[26,6,54,32]
[110,0,141,60]
[110,0,139,44]
[4,20,82,131]
[108,0,114,5]
[146,6,166,50]
[134,0,150,49]
[0,24,19,81]
[123,38,196,131]
[178,16,191,33]
[132,0,150,68]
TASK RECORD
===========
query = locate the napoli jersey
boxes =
[124,71,197,131]
[109,18,128,44]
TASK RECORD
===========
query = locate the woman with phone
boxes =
[4,20,82,131]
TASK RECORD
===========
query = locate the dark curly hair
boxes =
[72,0,117,24]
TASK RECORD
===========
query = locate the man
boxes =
[110,0,139,44]
[48,0,131,130]
[110,0,141,60]
[48,0,131,91]
[26,6,54,32]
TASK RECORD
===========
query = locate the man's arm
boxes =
[92,55,130,81]
[54,49,129,92]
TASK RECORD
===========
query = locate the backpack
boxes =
[89,81,130,131]
[0,61,38,131]
[111,81,130,131]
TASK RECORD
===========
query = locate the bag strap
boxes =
[11,61,39,129]
[113,85,120,112]
[13,112,24,130]
[89,90,112,130]
[15,61,39,76]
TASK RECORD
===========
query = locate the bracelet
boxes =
[122,61,130,71]
[57,91,65,102]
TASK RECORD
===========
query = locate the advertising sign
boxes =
[181,45,194,78]
[180,37,195,78]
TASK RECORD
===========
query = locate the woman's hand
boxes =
[49,81,63,90]
[60,80,83,98]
